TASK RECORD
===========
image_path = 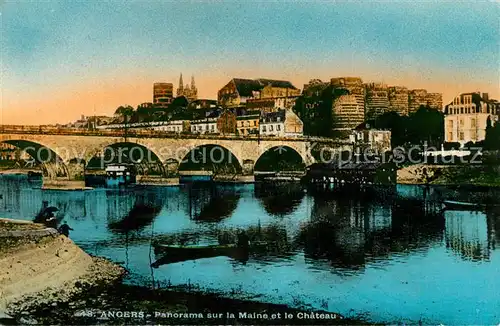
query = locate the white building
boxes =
[444,92,499,145]
[349,123,392,153]
[259,109,303,137]
[96,120,189,133]
[190,117,219,134]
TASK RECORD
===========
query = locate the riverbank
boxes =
[397,164,500,187]
[0,168,39,175]
[13,283,365,325]
[0,219,365,325]
[0,218,125,323]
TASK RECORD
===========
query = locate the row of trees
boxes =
[372,106,444,148]
[113,97,204,125]
[293,85,347,138]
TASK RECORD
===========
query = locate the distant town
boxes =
[2,73,499,161]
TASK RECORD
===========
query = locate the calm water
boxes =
[1,175,500,324]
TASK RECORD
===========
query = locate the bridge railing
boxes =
[0,125,352,144]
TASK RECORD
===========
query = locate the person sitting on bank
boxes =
[58,221,74,237]
[237,230,250,249]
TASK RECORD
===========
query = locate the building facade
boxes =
[153,83,174,109]
[176,74,198,102]
[236,111,260,136]
[217,110,237,135]
[349,123,392,154]
[259,109,303,137]
[388,86,409,116]
[217,78,300,109]
[365,83,389,120]
[330,77,365,116]
[332,94,365,131]
[190,117,218,134]
[444,92,499,145]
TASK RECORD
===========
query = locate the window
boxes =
[211,125,215,131]
[447,132,453,142]
[471,118,476,127]
[276,124,281,131]
[277,117,281,122]
[459,132,464,141]
[263,126,267,132]
[253,121,257,126]
[460,119,464,126]
[269,125,274,131]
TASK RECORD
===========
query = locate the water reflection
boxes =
[185,184,240,222]
[107,192,163,233]
[299,194,446,271]
[1,175,500,324]
[254,182,305,217]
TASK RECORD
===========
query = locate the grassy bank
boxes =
[398,164,500,187]
[430,165,500,187]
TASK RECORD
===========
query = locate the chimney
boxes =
[482,93,489,102]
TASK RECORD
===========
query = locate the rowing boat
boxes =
[443,200,484,211]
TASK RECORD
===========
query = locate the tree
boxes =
[485,120,500,150]
[374,111,407,147]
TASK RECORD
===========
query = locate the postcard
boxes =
[0,1,499,325]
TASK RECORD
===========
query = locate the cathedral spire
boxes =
[191,75,196,90]
[178,73,184,91]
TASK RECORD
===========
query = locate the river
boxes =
[1,174,499,324]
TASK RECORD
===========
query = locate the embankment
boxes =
[0,218,124,321]
[397,164,500,187]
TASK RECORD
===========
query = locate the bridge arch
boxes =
[0,139,71,177]
[255,145,306,172]
[86,141,165,176]
[177,144,243,174]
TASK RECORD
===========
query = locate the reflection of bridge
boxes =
[0,126,352,186]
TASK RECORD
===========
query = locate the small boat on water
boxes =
[151,241,268,266]
[443,200,485,211]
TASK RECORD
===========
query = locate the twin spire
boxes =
[176,73,198,100]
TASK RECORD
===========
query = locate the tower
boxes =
[177,73,184,97]
[191,75,196,90]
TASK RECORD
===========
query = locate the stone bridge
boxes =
[0,128,353,185]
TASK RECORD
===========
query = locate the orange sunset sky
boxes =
[1,1,499,125]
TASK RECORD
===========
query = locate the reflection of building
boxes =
[218,78,300,110]
[259,109,303,137]
[445,212,490,261]
[254,183,305,217]
[301,195,444,270]
[176,74,198,102]
[444,92,499,145]
[153,83,174,109]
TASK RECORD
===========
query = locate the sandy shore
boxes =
[0,218,124,321]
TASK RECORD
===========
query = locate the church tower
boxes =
[177,73,184,97]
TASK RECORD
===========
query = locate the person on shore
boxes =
[237,230,250,249]
[58,221,74,237]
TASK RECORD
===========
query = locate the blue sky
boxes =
[1,1,499,124]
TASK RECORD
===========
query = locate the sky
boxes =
[1,1,499,125]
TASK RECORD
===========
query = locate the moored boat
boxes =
[443,200,485,211]
[151,241,269,266]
